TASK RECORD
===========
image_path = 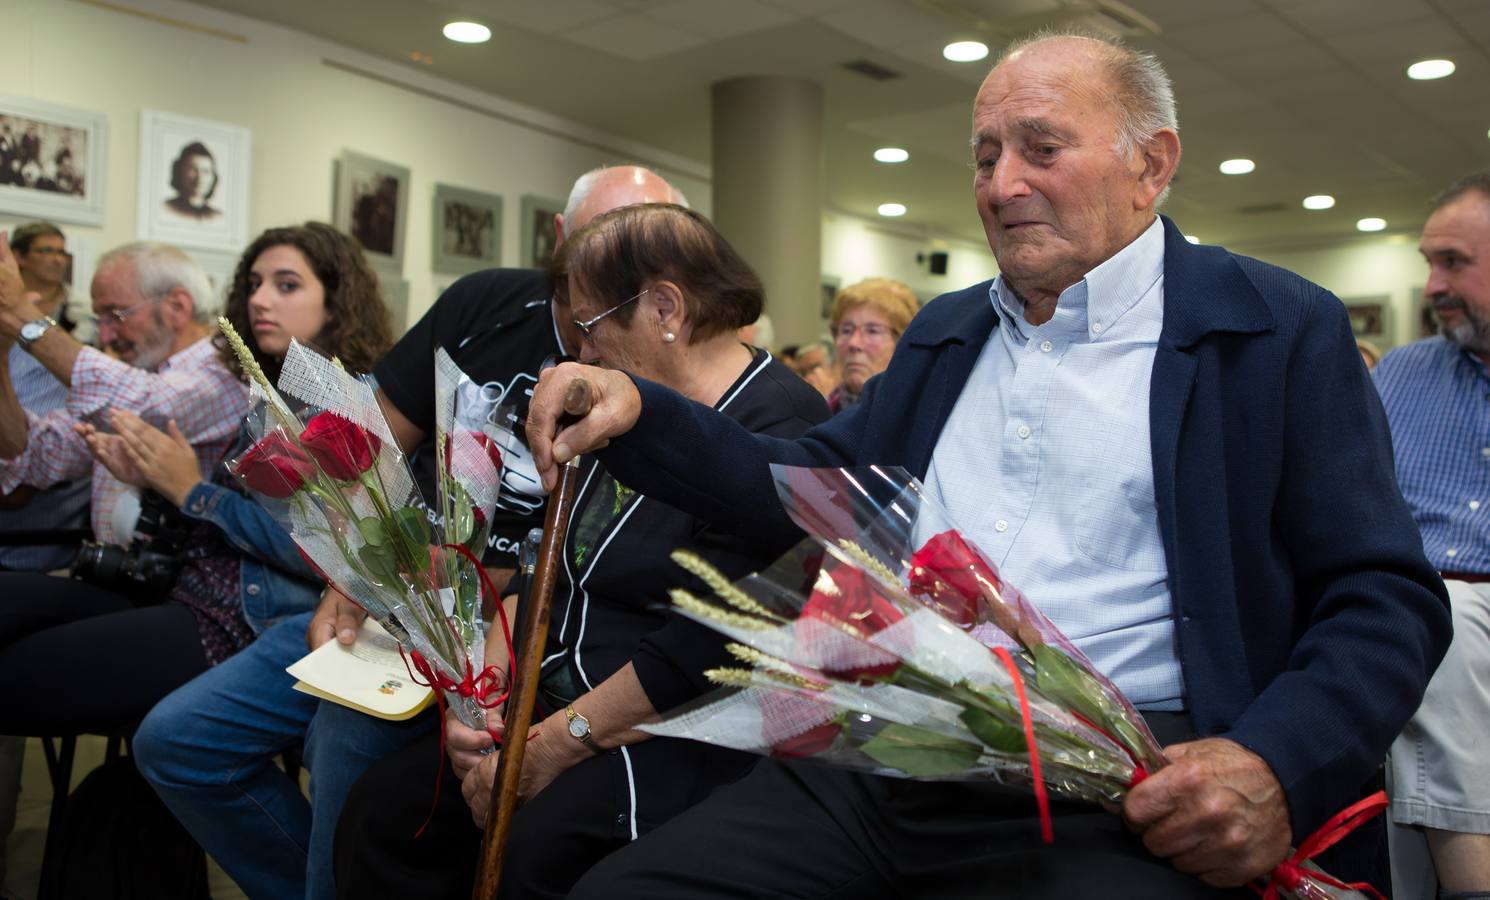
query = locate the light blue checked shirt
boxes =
[923,217,1184,709]
[1373,336,1490,574]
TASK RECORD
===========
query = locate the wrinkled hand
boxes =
[306,585,367,650]
[77,424,145,487]
[110,411,201,507]
[460,720,575,826]
[0,234,22,309]
[1123,737,1291,887]
[526,362,640,492]
[446,703,504,781]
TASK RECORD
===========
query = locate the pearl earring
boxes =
[663,332,676,343]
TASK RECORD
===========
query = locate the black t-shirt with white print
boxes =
[374,268,562,565]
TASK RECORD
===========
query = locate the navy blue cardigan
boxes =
[597,216,1451,850]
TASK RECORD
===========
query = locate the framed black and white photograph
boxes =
[1343,295,1389,339]
[334,151,410,271]
[0,94,107,226]
[520,194,563,269]
[432,184,501,275]
[137,109,251,252]
[820,276,841,320]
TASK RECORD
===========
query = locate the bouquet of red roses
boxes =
[218,322,509,730]
[640,466,1383,900]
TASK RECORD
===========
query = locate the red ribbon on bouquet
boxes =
[1256,791,1389,900]
[397,542,518,838]
[991,646,1053,844]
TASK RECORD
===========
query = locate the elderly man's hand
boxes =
[526,362,641,492]
[306,585,367,650]
[0,233,22,308]
[1123,737,1291,887]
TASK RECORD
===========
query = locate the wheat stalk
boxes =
[836,539,903,588]
[670,550,783,621]
[669,589,774,631]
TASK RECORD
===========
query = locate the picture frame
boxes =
[432,183,502,275]
[1414,288,1437,339]
[333,151,410,271]
[820,276,842,320]
[519,194,564,269]
[1342,296,1389,339]
[0,93,108,227]
[380,273,411,334]
[137,109,251,252]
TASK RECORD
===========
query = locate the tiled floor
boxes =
[3,736,246,900]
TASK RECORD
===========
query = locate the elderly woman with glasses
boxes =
[827,277,920,414]
[333,203,829,900]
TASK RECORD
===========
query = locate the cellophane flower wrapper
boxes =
[221,331,489,729]
[640,465,1376,900]
[430,346,517,723]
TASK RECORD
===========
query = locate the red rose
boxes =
[770,721,842,759]
[232,431,316,499]
[800,566,905,680]
[444,431,503,477]
[907,530,1000,628]
[300,412,382,481]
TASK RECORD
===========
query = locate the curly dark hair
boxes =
[216,222,394,381]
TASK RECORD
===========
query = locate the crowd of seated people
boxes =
[0,31,1485,900]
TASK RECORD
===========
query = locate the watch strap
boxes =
[564,704,603,754]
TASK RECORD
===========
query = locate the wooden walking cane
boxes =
[473,377,593,900]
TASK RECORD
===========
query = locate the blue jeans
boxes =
[134,612,435,900]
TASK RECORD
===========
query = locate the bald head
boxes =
[559,166,688,241]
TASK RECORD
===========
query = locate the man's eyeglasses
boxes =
[833,322,894,342]
[94,297,158,330]
[27,247,69,258]
[573,289,647,341]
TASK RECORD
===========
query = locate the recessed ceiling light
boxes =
[943,41,989,63]
[878,203,907,217]
[1407,58,1454,80]
[1302,194,1336,210]
[442,21,491,43]
[1184,235,1200,244]
[1356,217,1387,232]
[1219,158,1255,175]
[874,147,909,163]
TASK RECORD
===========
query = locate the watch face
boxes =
[20,321,46,342]
[568,716,588,738]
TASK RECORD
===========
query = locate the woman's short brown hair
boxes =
[830,278,919,336]
[550,203,762,343]
[216,222,394,381]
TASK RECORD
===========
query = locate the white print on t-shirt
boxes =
[457,371,546,516]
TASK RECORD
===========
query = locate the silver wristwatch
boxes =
[18,315,58,348]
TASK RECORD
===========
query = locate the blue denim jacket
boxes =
[180,480,321,634]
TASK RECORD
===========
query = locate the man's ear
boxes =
[1135,128,1181,210]
[161,287,195,327]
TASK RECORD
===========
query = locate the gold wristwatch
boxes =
[564,705,602,754]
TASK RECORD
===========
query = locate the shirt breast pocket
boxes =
[1067,418,1167,573]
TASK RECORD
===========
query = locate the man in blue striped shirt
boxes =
[1377,172,1490,900]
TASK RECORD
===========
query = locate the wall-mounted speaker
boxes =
[929,251,949,275]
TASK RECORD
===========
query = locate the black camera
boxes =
[73,490,192,603]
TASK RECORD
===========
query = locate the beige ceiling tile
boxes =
[1122,0,1269,28]
[1160,12,1307,55]
[1272,0,1436,37]
[757,0,863,15]
[1445,8,1490,41]
[560,12,708,60]
[1203,40,1343,82]
[1318,18,1470,63]
[456,0,617,35]
[644,0,794,40]
[815,0,958,51]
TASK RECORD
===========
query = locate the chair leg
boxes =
[39,736,77,897]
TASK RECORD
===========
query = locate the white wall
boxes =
[0,0,711,326]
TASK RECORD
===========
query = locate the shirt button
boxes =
[1482,447,1490,458]
[1017,425,1031,439]
[1040,340,1053,353]
[1446,548,1459,558]
[1471,500,1482,511]
[1092,321,1103,334]
[246,584,261,595]
[995,519,1009,533]
[615,814,628,826]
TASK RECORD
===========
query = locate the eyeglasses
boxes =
[572,289,647,341]
[833,322,895,342]
[26,247,69,258]
[94,297,158,330]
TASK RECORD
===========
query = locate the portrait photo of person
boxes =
[163,140,220,222]
[137,109,250,251]
[332,150,409,270]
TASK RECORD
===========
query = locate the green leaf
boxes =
[446,499,474,546]
[958,706,1027,753]
[356,516,386,547]
[391,506,432,570]
[357,542,401,584]
[859,723,983,777]
[1032,643,1108,726]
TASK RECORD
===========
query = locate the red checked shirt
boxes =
[0,337,248,544]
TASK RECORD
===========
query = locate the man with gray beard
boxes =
[1374,171,1490,900]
